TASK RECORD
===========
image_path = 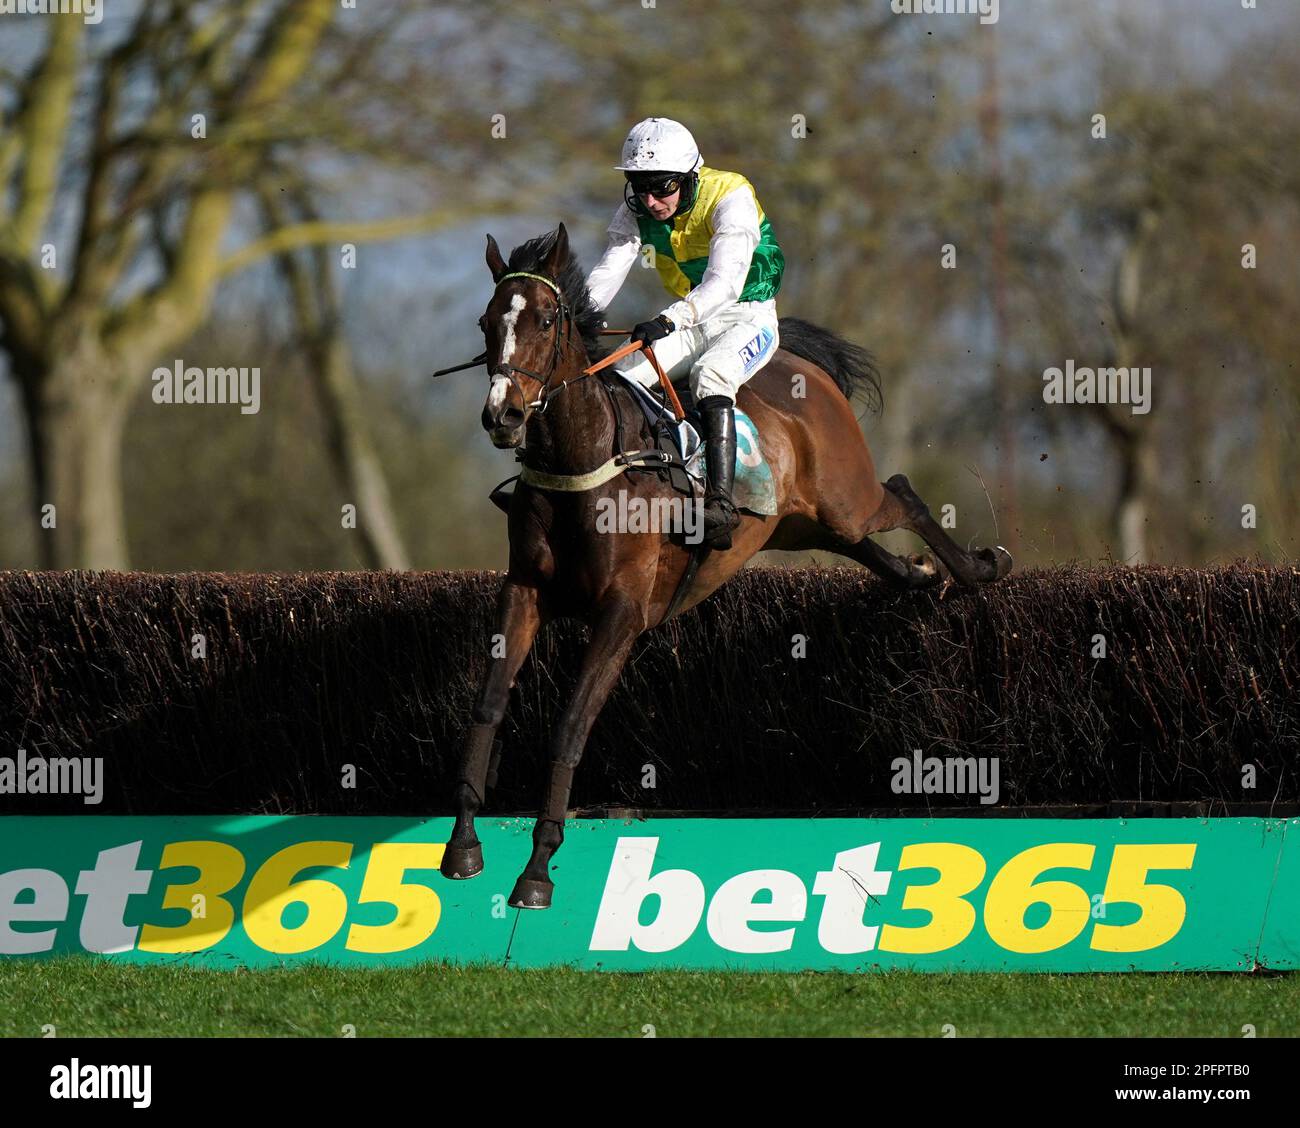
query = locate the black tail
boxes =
[777,317,882,415]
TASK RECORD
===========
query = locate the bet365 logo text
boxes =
[0,829,1216,964]
[589,837,1197,956]
[0,840,446,955]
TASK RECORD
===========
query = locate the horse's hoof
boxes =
[440,843,484,880]
[907,553,941,586]
[976,545,1013,580]
[508,877,554,910]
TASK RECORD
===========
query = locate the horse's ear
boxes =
[542,222,569,276]
[485,234,507,281]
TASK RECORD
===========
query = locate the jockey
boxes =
[585,117,784,550]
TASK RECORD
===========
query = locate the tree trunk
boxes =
[1112,424,1156,565]
[267,217,411,572]
[312,328,412,571]
[1104,210,1159,566]
[25,349,131,570]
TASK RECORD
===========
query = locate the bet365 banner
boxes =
[1,816,1296,971]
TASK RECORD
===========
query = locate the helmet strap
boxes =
[623,179,652,218]
[670,171,699,219]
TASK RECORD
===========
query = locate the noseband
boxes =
[490,271,589,413]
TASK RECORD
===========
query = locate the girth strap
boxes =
[519,449,680,493]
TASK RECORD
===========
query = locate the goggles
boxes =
[626,172,685,199]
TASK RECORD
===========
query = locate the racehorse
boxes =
[439,222,1011,908]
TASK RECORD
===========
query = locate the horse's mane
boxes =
[506,232,609,362]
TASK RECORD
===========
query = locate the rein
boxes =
[514,337,687,493]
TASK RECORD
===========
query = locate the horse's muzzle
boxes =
[482,397,525,445]
[484,411,525,448]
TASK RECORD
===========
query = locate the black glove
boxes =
[630,314,675,346]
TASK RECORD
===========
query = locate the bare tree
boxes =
[0,2,485,568]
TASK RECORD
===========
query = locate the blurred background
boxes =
[0,0,1296,574]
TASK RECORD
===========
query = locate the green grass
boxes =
[1,959,1296,1037]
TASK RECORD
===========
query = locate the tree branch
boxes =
[11,19,84,251]
[102,0,334,361]
[216,208,483,279]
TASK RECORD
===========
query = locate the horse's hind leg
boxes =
[785,511,940,588]
[440,580,542,881]
[878,474,1012,584]
[843,534,941,589]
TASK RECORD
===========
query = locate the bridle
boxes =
[487,271,592,414]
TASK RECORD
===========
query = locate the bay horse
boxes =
[439,223,1010,908]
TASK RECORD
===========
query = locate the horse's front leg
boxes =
[440,579,543,880]
[510,595,643,909]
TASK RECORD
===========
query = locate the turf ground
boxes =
[1,959,1296,1037]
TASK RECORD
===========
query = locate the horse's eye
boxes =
[541,316,554,330]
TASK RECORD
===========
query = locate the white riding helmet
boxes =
[614,117,702,174]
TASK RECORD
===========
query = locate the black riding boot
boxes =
[697,394,741,550]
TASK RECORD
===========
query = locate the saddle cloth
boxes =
[617,374,778,517]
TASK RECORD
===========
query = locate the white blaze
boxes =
[488,375,511,412]
[500,293,526,364]
[488,293,528,416]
